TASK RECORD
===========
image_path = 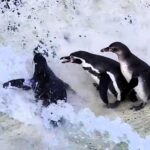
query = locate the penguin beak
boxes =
[100,47,110,52]
[60,56,74,63]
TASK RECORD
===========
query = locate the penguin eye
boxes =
[111,47,118,52]
[70,56,74,59]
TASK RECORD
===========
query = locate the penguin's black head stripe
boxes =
[71,57,82,64]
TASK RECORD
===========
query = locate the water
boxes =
[0,0,150,149]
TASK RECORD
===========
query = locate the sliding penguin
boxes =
[61,51,137,108]
[101,42,150,110]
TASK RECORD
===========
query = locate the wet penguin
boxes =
[61,51,137,108]
[3,53,67,107]
[101,42,150,110]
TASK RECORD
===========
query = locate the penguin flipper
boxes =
[3,78,32,90]
[128,77,138,89]
[99,73,111,105]
[121,77,138,101]
[108,82,118,98]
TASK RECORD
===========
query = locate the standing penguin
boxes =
[61,51,137,108]
[101,42,150,110]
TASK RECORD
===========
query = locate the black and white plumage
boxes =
[101,42,150,110]
[3,53,67,107]
[61,51,137,108]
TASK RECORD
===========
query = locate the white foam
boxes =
[0,0,150,149]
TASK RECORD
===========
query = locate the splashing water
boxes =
[1,0,150,150]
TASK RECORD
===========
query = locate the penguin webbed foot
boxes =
[130,102,146,111]
[107,101,120,108]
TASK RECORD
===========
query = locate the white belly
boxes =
[120,62,132,82]
[121,62,148,102]
[134,77,148,102]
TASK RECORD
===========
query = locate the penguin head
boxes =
[60,51,87,64]
[33,53,48,74]
[33,53,47,65]
[33,53,48,81]
[101,42,130,55]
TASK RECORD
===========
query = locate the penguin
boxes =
[3,53,67,107]
[101,42,150,110]
[60,51,137,108]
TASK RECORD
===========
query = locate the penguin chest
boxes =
[120,62,132,82]
[134,77,148,102]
